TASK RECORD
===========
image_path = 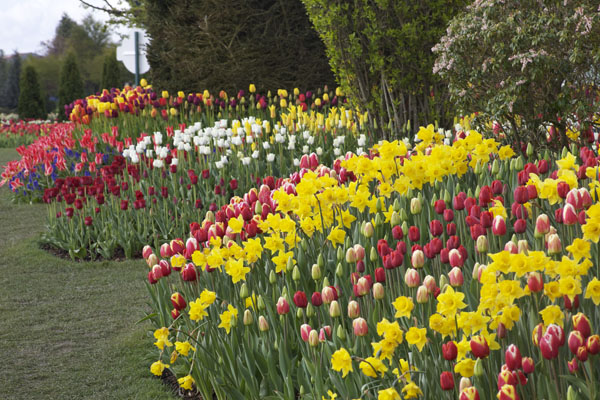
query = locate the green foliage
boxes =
[101,50,122,90]
[18,66,45,119]
[301,0,467,138]
[58,52,84,120]
[143,0,334,93]
[433,0,600,148]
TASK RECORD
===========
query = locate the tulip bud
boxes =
[352,317,368,336]
[547,234,562,255]
[410,198,422,214]
[306,265,320,282]
[337,324,346,340]
[181,263,197,281]
[567,386,577,400]
[300,324,312,342]
[363,222,374,237]
[390,211,401,227]
[470,335,490,359]
[540,333,560,359]
[293,291,308,308]
[563,204,578,225]
[474,358,485,377]
[476,235,488,254]
[568,358,578,373]
[306,303,315,318]
[329,300,341,318]
[296,308,304,319]
[142,245,154,260]
[517,239,529,254]
[423,275,436,293]
[243,309,254,326]
[147,253,159,268]
[372,282,385,300]
[374,265,385,282]
[577,345,588,361]
[258,316,269,331]
[292,265,301,281]
[404,268,420,287]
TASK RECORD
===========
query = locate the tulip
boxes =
[505,344,522,370]
[527,272,544,292]
[243,309,254,326]
[329,300,341,317]
[293,291,308,308]
[411,249,425,268]
[258,316,269,332]
[170,293,187,310]
[321,286,337,303]
[308,329,319,347]
[142,245,153,260]
[497,369,517,389]
[345,247,357,263]
[375,267,386,283]
[319,326,332,342]
[430,220,443,237]
[572,313,592,338]
[181,264,197,281]
[444,209,454,222]
[513,219,526,234]
[476,235,488,254]
[147,270,157,284]
[448,267,464,287]
[492,216,507,236]
[514,186,529,204]
[459,378,472,393]
[171,309,180,319]
[352,317,368,336]
[586,335,600,355]
[540,333,559,359]
[406,280,425,300]
[363,222,374,237]
[347,300,360,319]
[517,240,529,253]
[311,292,323,307]
[449,248,464,267]
[497,384,520,400]
[568,357,579,373]
[434,199,446,214]
[276,297,290,315]
[408,226,420,242]
[392,225,403,240]
[442,341,458,360]
[440,371,454,390]
[423,275,436,293]
[410,198,422,214]
[372,282,385,300]
[568,331,585,354]
[504,241,518,254]
[300,324,312,342]
[459,387,480,400]
[547,234,562,255]
[546,323,565,345]
[522,357,534,374]
[577,345,588,361]
[562,204,578,225]
[353,244,365,261]
[404,269,420,287]
[557,181,570,198]
[160,243,173,258]
[470,335,490,359]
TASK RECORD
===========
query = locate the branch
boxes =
[78,0,125,16]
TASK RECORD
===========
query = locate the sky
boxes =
[0,0,125,55]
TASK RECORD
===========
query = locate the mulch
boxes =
[158,368,205,400]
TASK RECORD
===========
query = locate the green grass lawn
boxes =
[0,148,176,399]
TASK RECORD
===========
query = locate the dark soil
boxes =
[39,242,136,262]
[159,369,204,400]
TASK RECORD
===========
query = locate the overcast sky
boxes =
[0,0,125,55]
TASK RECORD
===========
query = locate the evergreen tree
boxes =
[101,51,121,90]
[0,50,7,109]
[4,52,22,110]
[58,52,84,120]
[18,65,45,119]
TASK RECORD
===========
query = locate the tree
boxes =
[0,50,7,109]
[58,52,84,120]
[18,65,46,119]
[101,50,121,90]
[433,0,600,148]
[142,0,334,93]
[301,0,467,138]
[3,52,22,110]
[43,14,78,56]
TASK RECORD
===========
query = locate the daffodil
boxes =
[331,348,353,377]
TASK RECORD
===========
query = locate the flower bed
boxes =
[141,125,600,399]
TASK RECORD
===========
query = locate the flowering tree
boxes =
[433,0,600,148]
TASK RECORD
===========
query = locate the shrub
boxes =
[101,51,121,90]
[433,0,600,148]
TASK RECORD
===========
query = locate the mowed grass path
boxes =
[0,148,175,399]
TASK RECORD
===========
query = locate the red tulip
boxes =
[440,371,454,390]
[539,333,559,359]
[293,291,308,308]
[470,335,490,358]
[181,263,197,281]
[276,297,290,315]
[505,344,522,370]
[442,341,458,361]
[171,292,187,310]
[492,215,506,236]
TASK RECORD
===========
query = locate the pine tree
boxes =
[58,52,84,120]
[0,50,7,109]
[18,65,45,119]
[101,51,121,90]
